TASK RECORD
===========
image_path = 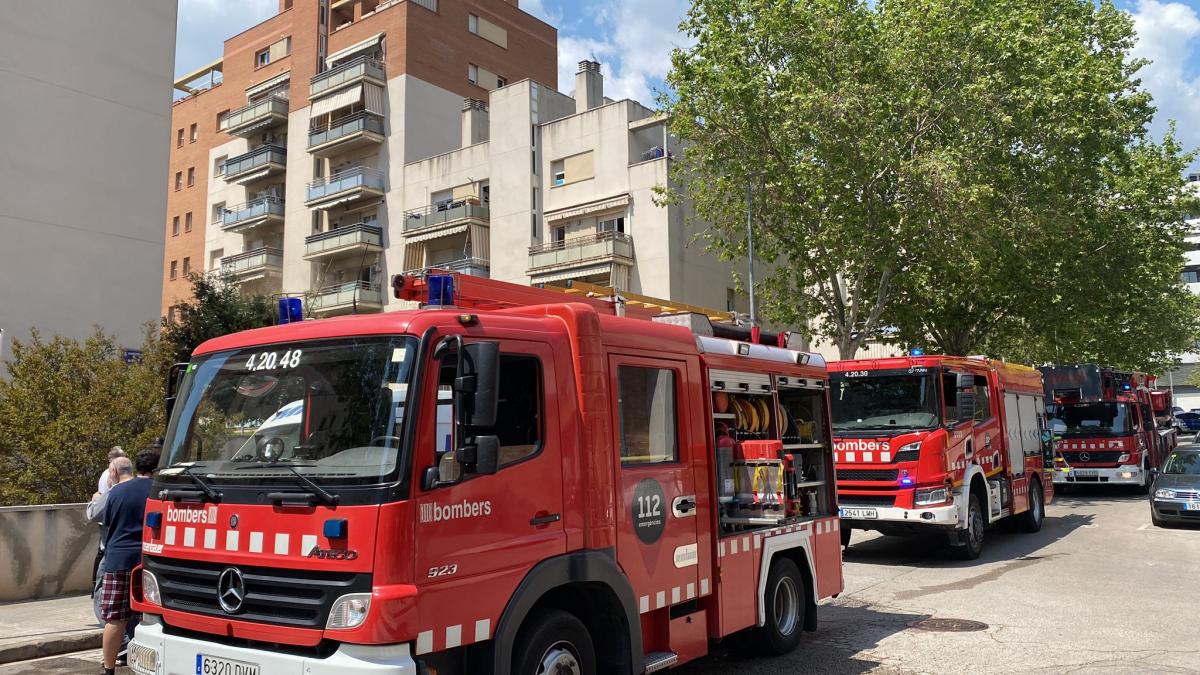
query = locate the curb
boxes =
[0,629,103,664]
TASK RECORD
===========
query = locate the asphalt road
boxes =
[5,485,1197,675]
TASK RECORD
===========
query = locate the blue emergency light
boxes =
[278,297,303,324]
[910,347,925,356]
[427,274,455,306]
[900,469,914,487]
[323,518,348,539]
[146,511,163,529]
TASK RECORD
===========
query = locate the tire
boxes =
[512,609,597,675]
[754,557,806,655]
[1151,508,1167,528]
[841,526,852,549]
[1017,479,1044,533]
[952,491,986,560]
[1132,461,1151,496]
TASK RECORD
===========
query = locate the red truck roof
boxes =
[830,355,1043,393]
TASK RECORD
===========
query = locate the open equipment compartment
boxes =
[777,375,832,519]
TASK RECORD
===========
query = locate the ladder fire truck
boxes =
[829,356,1054,559]
[127,272,844,675]
[1039,364,1177,493]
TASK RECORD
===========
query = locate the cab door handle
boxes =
[672,495,697,517]
[530,512,560,526]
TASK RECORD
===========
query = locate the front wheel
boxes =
[1017,479,1044,533]
[754,557,806,655]
[512,609,596,675]
[952,492,986,560]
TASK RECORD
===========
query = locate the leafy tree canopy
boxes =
[162,271,275,364]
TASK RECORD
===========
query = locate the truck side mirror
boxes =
[164,362,189,427]
[457,341,500,428]
[457,434,499,476]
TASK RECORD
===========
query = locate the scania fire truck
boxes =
[127,273,844,675]
[829,356,1053,559]
[1039,364,1177,493]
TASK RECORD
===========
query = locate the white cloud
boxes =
[1128,0,1200,154]
[521,0,562,27]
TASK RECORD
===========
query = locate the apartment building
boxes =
[0,0,175,373]
[165,0,744,321]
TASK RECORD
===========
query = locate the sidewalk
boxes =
[0,594,100,664]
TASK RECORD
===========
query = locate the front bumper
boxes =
[1152,498,1200,523]
[129,616,418,675]
[1053,465,1144,485]
[840,500,960,529]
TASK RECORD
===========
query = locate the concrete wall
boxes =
[0,0,176,374]
[0,504,98,602]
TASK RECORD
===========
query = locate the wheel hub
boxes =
[536,642,581,675]
[773,575,799,636]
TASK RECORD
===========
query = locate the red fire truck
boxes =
[1039,365,1177,493]
[127,274,844,675]
[829,356,1053,559]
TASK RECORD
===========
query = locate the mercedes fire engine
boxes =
[126,273,844,675]
[1039,364,1177,493]
[829,356,1054,559]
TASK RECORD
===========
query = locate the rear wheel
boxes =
[754,557,805,655]
[952,491,986,560]
[1017,479,1044,533]
[512,609,596,675]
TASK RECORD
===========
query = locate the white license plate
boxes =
[1185,502,1200,511]
[840,507,878,519]
[1072,469,1099,478]
[197,654,260,675]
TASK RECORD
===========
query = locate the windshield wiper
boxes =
[164,464,222,503]
[242,462,339,507]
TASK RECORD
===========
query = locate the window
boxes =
[187,167,195,187]
[212,202,225,223]
[185,212,193,232]
[553,226,565,244]
[551,159,565,186]
[169,260,178,280]
[551,151,594,187]
[433,351,545,482]
[618,366,678,464]
[256,48,270,67]
[174,172,182,191]
[189,123,198,143]
[467,13,508,48]
[214,155,227,175]
[942,372,961,422]
[216,110,229,130]
[171,216,180,237]
[598,216,625,234]
[182,257,191,276]
[496,76,507,87]
[468,13,478,34]
[167,306,179,323]
[209,249,223,270]
[176,128,184,147]
[468,64,478,85]
[1183,268,1200,284]
[973,375,992,422]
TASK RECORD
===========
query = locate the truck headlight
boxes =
[327,593,371,630]
[914,487,949,506]
[1155,488,1177,499]
[141,569,161,606]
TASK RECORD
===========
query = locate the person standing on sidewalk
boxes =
[98,448,156,675]
[89,447,126,592]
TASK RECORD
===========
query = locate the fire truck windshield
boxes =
[830,370,940,432]
[1048,402,1134,438]
[159,336,417,487]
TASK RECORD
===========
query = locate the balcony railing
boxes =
[403,198,489,232]
[310,281,383,313]
[304,223,383,258]
[222,145,286,179]
[306,166,385,204]
[220,247,284,277]
[308,112,384,150]
[222,197,285,229]
[310,55,385,97]
[405,257,490,277]
[528,231,634,271]
[220,96,289,135]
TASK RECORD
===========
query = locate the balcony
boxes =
[222,145,286,185]
[310,55,385,98]
[303,223,383,262]
[308,112,384,157]
[220,96,289,137]
[404,257,490,277]
[220,247,283,281]
[305,167,385,209]
[403,199,489,239]
[221,197,284,234]
[309,281,383,316]
[528,231,634,281]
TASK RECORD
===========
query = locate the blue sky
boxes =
[176,0,1200,155]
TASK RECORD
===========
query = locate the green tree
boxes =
[663,0,1200,363]
[0,326,168,506]
[163,271,275,363]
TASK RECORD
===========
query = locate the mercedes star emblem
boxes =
[1079,452,1091,462]
[217,567,246,614]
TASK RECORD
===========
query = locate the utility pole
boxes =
[746,175,757,327]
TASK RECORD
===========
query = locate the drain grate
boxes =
[908,618,989,632]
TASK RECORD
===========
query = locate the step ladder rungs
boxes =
[645,651,678,673]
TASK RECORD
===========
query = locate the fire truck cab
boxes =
[829,356,1053,559]
[1039,364,1177,493]
[127,274,844,675]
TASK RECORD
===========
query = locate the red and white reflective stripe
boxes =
[637,577,711,614]
[415,618,492,655]
[160,526,320,555]
[834,450,894,463]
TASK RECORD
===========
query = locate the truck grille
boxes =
[838,494,896,507]
[837,469,899,482]
[143,556,370,628]
[1061,451,1123,464]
